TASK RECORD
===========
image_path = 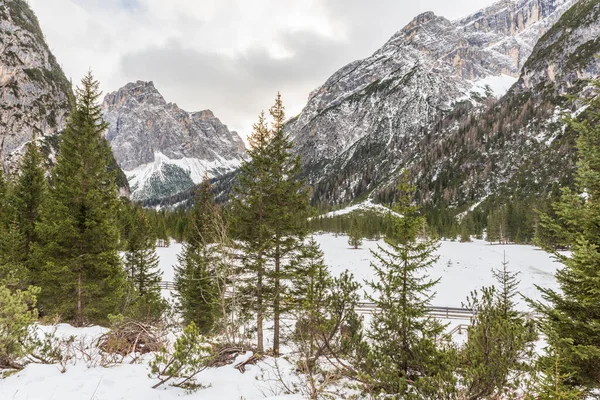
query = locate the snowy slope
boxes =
[286,0,576,205]
[103,81,246,202]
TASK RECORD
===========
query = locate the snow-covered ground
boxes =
[1,234,562,399]
[315,199,400,219]
[0,326,302,400]
[313,234,561,310]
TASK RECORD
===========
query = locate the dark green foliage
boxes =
[460,256,536,399]
[531,80,600,393]
[0,284,40,370]
[308,208,392,240]
[347,217,363,249]
[528,349,586,400]
[174,178,221,335]
[362,176,454,397]
[32,72,125,326]
[124,208,164,321]
[0,220,28,291]
[12,140,46,265]
[230,94,311,355]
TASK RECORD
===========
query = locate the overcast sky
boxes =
[29,0,497,137]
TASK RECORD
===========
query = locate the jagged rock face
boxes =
[102,81,246,201]
[403,0,600,213]
[0,0,72,170]
[287,0,576,204]
[519,0,600,93]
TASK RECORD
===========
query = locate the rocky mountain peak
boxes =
[103,81,246,201]
[402,11,440,33]
[103,80,165,110]
[0,0,73,170]
[286,0,579,205]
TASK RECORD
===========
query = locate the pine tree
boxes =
[460,222,471,243]
[230,94,310,355]
[174,177,220,334]
[32,72,125,326]
[266,93,311,356]
[347,217,363,249]
[124,208,163,321]
[0,219,28,290]
[0,168,13,235]
[289,238,332,369]
[461,254,536,398]
[230,112,272,353]
[12,140,47,266]
[364,175,451,397]
[531,81,600,392]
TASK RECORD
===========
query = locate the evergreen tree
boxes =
[12,140,47,265]
[289,238,332,368]
[0,168,8,229]
[124,208,163,321]
[531,81,600,392]
[230,112,272,353]
[486,209,499,244]
[265,94,311,356]
[347,217,363,249]
[230,94,310,355]
[32,72,125,326]
[364,175,452,397]
[174,177,220,334]
[0,220,28,290]
[461,254,536,398]
[460,222,471,243]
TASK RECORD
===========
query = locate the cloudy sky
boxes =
[30,0,497,137]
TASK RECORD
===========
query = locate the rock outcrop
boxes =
[0,0,73,170]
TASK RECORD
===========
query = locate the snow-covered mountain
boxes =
[0,0,73,171]
[286,0,577,205]
[102,81,246,202]
[404,0,600,214]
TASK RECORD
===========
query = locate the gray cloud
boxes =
[30,0,498,135]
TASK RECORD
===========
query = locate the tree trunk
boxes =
[76,270,83,326]
[257,252,264,353]
[273,242,281,356]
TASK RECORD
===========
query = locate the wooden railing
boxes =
[159,281,475,320]
[159,281,176,291]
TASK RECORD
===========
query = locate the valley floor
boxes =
[0,235,562,399]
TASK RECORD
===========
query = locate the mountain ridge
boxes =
[102,80,246,201]
[286,0,578,206]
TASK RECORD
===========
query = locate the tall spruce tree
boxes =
[267,94,311,355]
[231,95,310,355]
[0,219,28,291]
[532,80,600,392]
[0,168,12,234]
[364,175,452,397]
[125,209,161,294]
[174,177,220,334]
[12,140,47,265]
[230,112,272,353]
[32,72,125,326]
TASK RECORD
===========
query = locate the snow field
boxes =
[0,234,562,399]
